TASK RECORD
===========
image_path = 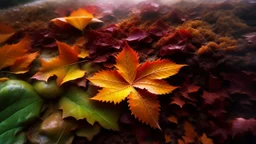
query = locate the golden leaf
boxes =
[89,42,186,129]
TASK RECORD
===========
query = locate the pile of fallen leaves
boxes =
[0,1,256,144]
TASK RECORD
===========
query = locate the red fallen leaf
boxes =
[86,30,123,56]
[208,109,227,118]
[208,75,222,91]
[222,71,256,100]
[29,29,56,49]
[232,118,256,137]
[179,79,200,101]
[178,29,192,39]
[147,20,170,37]
[157,29,193,57]
[206,98,227,118]
[171,92,186,108]
[209,121,230,141]
[101,24,119,33]
[135,126,152,144]
[202,91,221,105]
[100,24,127,39]
[126,28,152,43]
[159,43,187,56]
[181,85,200,101]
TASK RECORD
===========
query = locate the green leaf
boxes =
[0,80,43,144]
[59,86,120,130]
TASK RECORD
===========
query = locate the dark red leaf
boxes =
[171,92,186,108]
[147,20,170,37]
[202,91,221,105]
[208,75,222,91]
[86,30,123,56]
[232,118,256,137]
[222,71,256,100]
[126,28,152,43]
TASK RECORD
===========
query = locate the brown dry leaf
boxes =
[182,121,198,143]
[167,116,178,124]
[165,134,172,143]
[76,124,101,141]
[177,139,185,144]
[0,23,15,44]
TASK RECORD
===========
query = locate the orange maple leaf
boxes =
[32,41,86,86]
[181,122,214,144]
[0,36,31,70]
[200,133,214,144]
[10,52,39,74]
[88,42,186,129]
[72,37,89,58]
[51,8,102,31]
[182,121,198,143]
[0,23,15,44]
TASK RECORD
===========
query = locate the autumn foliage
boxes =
[0,1,256,144]
[89,42,185,129]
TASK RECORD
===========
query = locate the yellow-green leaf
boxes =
[59,86,120,130]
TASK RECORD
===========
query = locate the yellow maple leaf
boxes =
[88,42,186,129]
[32,41,86,86]
[51,8,102,31]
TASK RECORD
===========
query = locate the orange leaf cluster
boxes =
[89,42,186,129]
[0,36,38,74]
[32,41,86,86]
[178,121,214,144]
